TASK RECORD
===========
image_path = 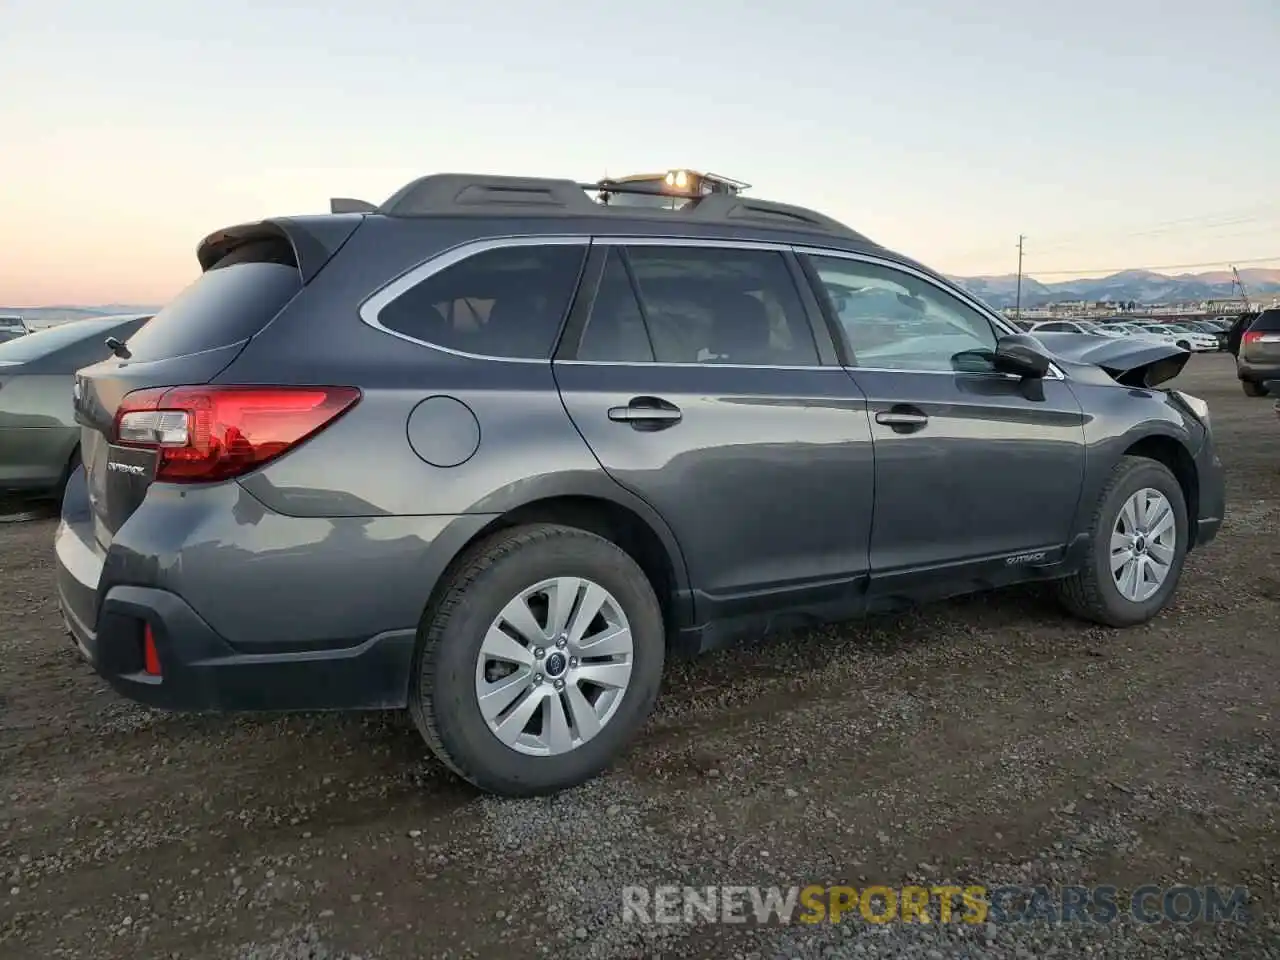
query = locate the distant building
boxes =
[1203,298,1249,313]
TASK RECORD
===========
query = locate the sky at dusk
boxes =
[1,0,1277,306]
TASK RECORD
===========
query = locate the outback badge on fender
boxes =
[1005,551,1048,566]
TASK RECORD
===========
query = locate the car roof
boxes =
[214,173,980,305]
[355,172,877,246]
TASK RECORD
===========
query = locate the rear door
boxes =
[799,251,1087,598]
[554,239,875,630]
[75,238,306,547]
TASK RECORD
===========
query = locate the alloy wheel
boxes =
[473,576,634,756]
[1110,487,1176,603]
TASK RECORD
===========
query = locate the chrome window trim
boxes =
[592,236,793,252]
[554,360,845,371]
[359,232,1065,379]
[358,234,590,364]
[793,245,1067,380]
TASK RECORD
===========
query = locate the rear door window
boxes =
[122,241,303,362]
[576,249,656,362]
[375,243,588,359]
[619,246,821,366]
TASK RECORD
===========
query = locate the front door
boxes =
[554,241,876,631]
[800,252,1087,597]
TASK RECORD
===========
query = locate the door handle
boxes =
[608,397,683,430]
[875,407,929,432]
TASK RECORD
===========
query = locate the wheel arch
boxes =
[1120,433,1200,547]
[430,483,695,640]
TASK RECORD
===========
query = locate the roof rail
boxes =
[380,174,598,216]
[375,173,869,241]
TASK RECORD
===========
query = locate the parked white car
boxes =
[1029,320,1102,336]
[1031,320,1166,345]
[1100,322,1176,343]
[1133,323,1217,352]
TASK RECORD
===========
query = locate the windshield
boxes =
[0,317,132,363]
[1076,321,1099,330]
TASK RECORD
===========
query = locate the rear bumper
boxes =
[1237,358,1280,383]
[51,472,494,713]
[58,574,417,711]
[52,473,486,716]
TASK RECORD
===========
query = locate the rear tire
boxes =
[1176,340,1190,351]
[1242,380,1268,397]
[409,523,665,796]
[1055,456,1187,627]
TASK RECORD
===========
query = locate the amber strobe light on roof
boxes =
[606,169,752,198]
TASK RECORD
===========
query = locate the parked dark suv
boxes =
[57,172,1225,796]
[1237,308,1280,396]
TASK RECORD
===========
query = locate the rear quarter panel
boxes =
[220,217,611,520]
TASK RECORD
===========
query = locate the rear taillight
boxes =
[1243,331,1264,346]
[112,385,361,483]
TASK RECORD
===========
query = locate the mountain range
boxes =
[951,268,1280,310]
[5,267,1280,325]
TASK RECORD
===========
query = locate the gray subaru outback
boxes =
[57,170,1224,796]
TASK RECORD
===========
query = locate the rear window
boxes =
[123,243,302,362]
[1249,309,1280,332]
[0,317,130,363]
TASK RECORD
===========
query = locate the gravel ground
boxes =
[1,353,1278,959]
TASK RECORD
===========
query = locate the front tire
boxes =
[409,523,665,796]
[1055,456,1188,627]
[1242,380,1268,397]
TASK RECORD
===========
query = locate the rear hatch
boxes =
[1242,309,1280,364]
[73,216,361,548]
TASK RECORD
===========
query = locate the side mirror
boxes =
[993,334,1051,379]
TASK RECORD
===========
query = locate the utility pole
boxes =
[1231,265,1251,312]
[1015,234,1026,322]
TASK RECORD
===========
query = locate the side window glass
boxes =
[577,250,655,362]
[624,247,820,366]
[377,244,586,359]
[806,255,998,371]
